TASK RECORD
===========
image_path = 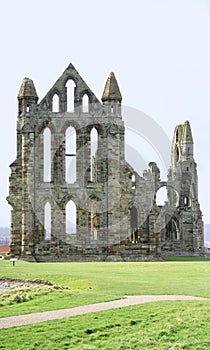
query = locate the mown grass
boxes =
[0,259,210,319]
[1,260,210,349]
[163,256,210,261]
[1,301,210,349]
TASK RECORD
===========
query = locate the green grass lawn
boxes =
[1,301,210,349]
[1,259,210,317]
[1,259,210,349]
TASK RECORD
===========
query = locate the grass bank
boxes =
[1,301,210,349]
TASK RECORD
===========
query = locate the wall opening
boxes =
[65,126,76,183]
[44,202,51,240]
[91,205,98,240]
[66,80,76,112]
[43,127,51,182]
[130,205,138,243]
[176,129,179,142]
[172,219,180,240]
[156,186,168,206]
[26,104,30,112]
[52,93,59,112]
[165,216,180,241]
[184,196,189,206]
[90,127,98,181]
[175,146,180,162]
[131,174,136,189]
[82,94,89,113]
[66,200,76,234]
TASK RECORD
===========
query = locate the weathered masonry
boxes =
[7,64,204,261]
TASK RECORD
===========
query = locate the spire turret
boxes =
[171,120,194,169]
[18,77,38,99]
[102,72,122,102]
[18,77,38,116]
[181,120,193,161]
[182,120,193,142]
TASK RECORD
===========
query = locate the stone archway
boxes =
[164,215,180,241]
[155,183,179,207]
[130,205,138,243]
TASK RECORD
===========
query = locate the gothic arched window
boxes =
[175,146,180,163]
[66,80,76,112]
[43,127,51,182]
[65,126,76,183]
[52,93,59,112]
[90,127,98,181]
[44,202,51,240]
[131,174,136,189]
[82,93,89,113]
[66,200,76,234]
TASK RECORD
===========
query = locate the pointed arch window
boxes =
[66,200,76,234]
[90,127,98,181]
[82,93,89,113]
[175,146,180,163]
[44,202,51,240]
[66,80,76,112]
[43,127,51,182]
[52,93,59,112]
[165,216,180,241]
[131,174,136,189]
[65,126,76,183]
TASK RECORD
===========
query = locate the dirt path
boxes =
[0,295,208,329]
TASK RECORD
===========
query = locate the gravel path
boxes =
[0,295,208,329]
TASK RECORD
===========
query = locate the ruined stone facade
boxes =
[7,64,204,261]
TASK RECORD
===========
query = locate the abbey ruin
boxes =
[7,64,204,261]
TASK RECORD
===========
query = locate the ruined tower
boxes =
[163,121,204,253]
[7,64,204,261]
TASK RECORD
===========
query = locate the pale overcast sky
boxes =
[0,0,209,227]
